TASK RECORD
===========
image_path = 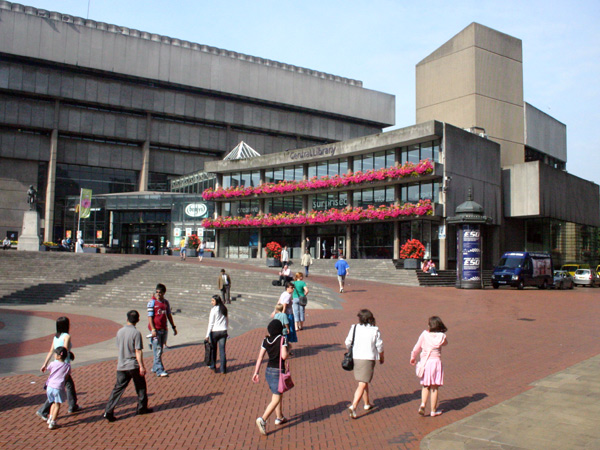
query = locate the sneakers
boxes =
[256,417,267,435]
[36,411,48,421]
[364,404,373,411]
[48,420,56,430]
[103,412,117,422]
[274,417,287,425]
[347,406,356,419]
[431,410,443,417]
[340,288,344,293]
[158,372,169,377]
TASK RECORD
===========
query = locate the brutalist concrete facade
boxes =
[0,1,394,242]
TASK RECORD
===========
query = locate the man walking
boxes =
[147,284,177,377]
[218,269,232,304]
[104,310,152,422]
[335,254,350,293]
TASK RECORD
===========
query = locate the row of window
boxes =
[219,181,440,216]
[220,140,441,189]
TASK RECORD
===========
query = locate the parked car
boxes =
[573,269,598,287]
[553,270,574,290]
[492,252,553,290]
[596,265,600,278]
[561,263,590,277]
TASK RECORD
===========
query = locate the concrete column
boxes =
[257,228,263,259]
[301,226,306,254]
[43,101,60,243]
[345,225,351,259]
[138,114,152,191]
[393,221,400,259]
[439,225,447,270]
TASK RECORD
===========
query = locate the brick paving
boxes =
[1,267,600,449]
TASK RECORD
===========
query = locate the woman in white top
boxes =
[344,309,384,419]
[206,295,229,373]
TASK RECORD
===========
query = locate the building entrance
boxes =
[122,224,168,255]
[319,235,346,259]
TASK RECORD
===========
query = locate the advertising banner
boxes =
[461,224,481,281]
[79,189,93,219]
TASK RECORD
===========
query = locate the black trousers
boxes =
[209,330,227,373]
[38,374,77,414]
[104,369,148,415]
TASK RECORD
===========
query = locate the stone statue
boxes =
[27,185,37,210]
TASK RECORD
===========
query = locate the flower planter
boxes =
[187,249,197,257]
[403,258,421,270]
[266,258,282,267]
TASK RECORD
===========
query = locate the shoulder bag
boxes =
[342,325,356,371]
[415,348,432,378]
[298,295,308,307]
[278,337,294,393]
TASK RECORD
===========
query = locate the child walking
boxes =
[44,346,71,429]
[410,316,448,417]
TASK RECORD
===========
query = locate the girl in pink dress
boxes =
[410,316,448,417]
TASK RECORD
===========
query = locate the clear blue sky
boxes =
[19,0,600,185]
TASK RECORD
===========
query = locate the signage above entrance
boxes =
[287,146,336,161]
[185,203,208,218]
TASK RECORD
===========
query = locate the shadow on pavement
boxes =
[294,343,344,358]
[376,389,422,410]
[0,391,48,413]
[291,400,349,424]
[439,392,488,412]
[303,322,339,330]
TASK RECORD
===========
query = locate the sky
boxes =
[17,0,600,185]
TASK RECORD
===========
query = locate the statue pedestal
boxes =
[18,211,41,252]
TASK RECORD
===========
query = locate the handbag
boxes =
[278,337,294,393]
[203,339,213,366]
[298,295,308,307]
[415,349,432,378]
[342,325,356,371]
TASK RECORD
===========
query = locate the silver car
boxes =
[573,269,598,287]
[553,270,574,290]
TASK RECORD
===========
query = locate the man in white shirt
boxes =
[281,245,290,265]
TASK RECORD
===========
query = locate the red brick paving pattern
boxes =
[0,309,121,359]
[1,273,600,449]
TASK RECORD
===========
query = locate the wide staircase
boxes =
[0,252,341,337]
[232,258,421,286]
[416,269,494,287]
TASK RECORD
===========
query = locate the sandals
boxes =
[430,410,443,417]
[418,405,426,416]
[347,406,357,419]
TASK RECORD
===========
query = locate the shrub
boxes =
[400,239,425,259]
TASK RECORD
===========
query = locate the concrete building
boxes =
[416,23,599,266]
[202,23,599,268]
[0,1,393,248]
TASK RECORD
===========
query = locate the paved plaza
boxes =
[1,255,600,449]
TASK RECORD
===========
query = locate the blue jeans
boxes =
[209,330,227,373]
[151,329,167,375]
[292,299,305,322]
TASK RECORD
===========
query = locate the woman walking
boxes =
[345,309,384,419]
[300,249,313,277]
[410,316,448,417]
[197,240,205,262]
[206,295,228,374]
[252,320,290,435]
[37,317,80,420]
[292,273,309,331]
